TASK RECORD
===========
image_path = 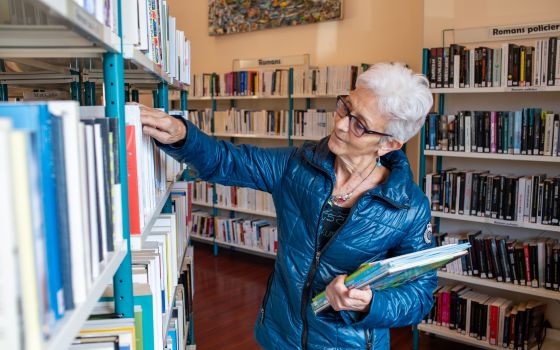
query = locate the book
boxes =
[311,243,470,314]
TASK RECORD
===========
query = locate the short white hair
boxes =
[356,62,433,143]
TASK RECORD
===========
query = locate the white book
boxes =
[425,173,433,207]
[48,101,88,305]
[553,119,559,157]
[137,0,149,51]
[517,177,526,222]
[493,49,501,87]
[501,43,509,87]
[156,215,178,288]
[463,171,474,215]
[544,113,555,155]
[0,120,23,350]
[465,115,471,152]
[169,18,176,78]
[84,125,100,280]
[537,237,548,287]
[524,178,533,222]
[76,122,93,291]
[121,0,139,45]
[498,300,513,346]
[469,49,475,88]
[542,40,549,86]
[455,178,461,214]
[534,40,542,86]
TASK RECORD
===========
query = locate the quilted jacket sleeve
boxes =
[340,195,438,328]
[155,120,297,193]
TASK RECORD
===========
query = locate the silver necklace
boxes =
[328,157,381,206]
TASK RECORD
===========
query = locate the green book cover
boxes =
[134,306,144,350]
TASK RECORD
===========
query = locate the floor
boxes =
[191,242,476,350]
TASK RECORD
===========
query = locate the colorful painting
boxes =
[208,0,344,36]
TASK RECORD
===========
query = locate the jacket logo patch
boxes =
[423,223,432,245]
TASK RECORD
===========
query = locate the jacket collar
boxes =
[303,137,412,209]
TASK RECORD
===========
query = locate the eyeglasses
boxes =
[336,95,393,139]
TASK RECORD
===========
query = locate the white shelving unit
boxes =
[424,150,560,163]
[213,133,288,139]
[417,323,560,350]
[43,240,128,350]
[213,95,288,100]
[215,240,276,258]
[191,200,213,207]
[189,234,215,244]
[430,211,560,233]
[122,48,185,90]
[133,171,184,250]
[428,86,560,93]
[214,204,277,218]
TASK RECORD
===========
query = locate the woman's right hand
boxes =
[132,102,187,145]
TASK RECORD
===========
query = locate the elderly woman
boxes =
[140,62,436,350]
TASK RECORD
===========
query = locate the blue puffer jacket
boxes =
[157,120,438,350]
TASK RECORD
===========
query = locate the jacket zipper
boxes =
[299,153,409,350]
[260,270,275,324]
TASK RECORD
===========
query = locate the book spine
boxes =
[549,38,557,85]
[489,305,499,345]
[553,246,559,291]
[517,177,525,222]
[542,40,549,86]
[530,244,539,287]
[535,40,542,86]
[494,48,502,87]
[524,243,532,284]
[507,242,519,284]
[516,247,526,286]
[502,43,509,87]
[491,111,497,153]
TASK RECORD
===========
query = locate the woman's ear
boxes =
[377,138,403,157]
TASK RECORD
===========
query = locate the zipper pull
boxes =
[315,252,321,269]
[260,308,265,324]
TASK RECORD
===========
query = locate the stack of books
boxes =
[213,108,289,136]
[213,70,290,97]
[425,37,560,88]
[215,184,276,214]
[424,109,560,157]
[424,168,560,226]
[423,285,547,350]
[434,232,560,290]
[292,109,336,138]
[215,217,277,253]
[311,243,470,314]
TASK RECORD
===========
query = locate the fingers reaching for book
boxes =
[325,275,373,313]
[138,105,187,145]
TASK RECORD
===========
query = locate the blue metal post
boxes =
[0,59,7,102]
[158,82,168,113]
[180,90,187,110]
[71,71,81,104]
[85,81,96,106]
[105,0,134,319]
[412,325,419,350]
[152,90,158,108]
[162,195,173,214]
[289,68,294,147]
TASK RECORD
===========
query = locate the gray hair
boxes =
[356,62,433,144]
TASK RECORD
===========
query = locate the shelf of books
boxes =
[290,94,339,98]
[213,133,289,139]
[417,323,560,350]
[419,33,560,350]
[214,204,278,218]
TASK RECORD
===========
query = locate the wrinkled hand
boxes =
[325,274,373,313]
[131,103,187,145]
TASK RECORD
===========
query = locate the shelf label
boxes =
[507,87,544,92]
[73,4,102,38]
[23,91,69,100]
[239,55,305,69]
[491,220,521,227]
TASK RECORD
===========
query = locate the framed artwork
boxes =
[208,0,344,36]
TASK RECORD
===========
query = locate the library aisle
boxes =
[190,242,474,350]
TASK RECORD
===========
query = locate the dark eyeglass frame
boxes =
[336,95,393,138]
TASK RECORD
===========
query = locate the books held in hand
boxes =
[311,243,470,314]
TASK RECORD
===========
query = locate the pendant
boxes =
[329,193,351,206]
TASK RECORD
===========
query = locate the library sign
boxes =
[239,55,305,69]
[488,21,560,39]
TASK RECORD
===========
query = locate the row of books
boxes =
[425,170,560,226]
[0,102,126,348]
[170,110,212,135]
[215,217,277,253]
[213,109,290,136]
[422,285,546,350]
[123,0,191,82]
[215,184,276,214]
[191,211,215,238]
[76,0,118,34]
[434,231,560,290]
[292,64,370,95]
[293,109,335,138]
[191,181,213,205]
[424,109,560,157]
[189,70,291,98]
[426,37,560,88]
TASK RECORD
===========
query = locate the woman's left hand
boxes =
[325,274,373,313]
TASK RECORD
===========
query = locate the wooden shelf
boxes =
[424,150,560,162]
[214,204,277,218]
[431,211,560,232]
[417,323,560,350]
[290,135,326,141]
[437,271,560,300]
[191,200,213,207]
[213,133,288,139]
[187,96,212,100]
[189,235,215,244]
[429,86,560,93]
[214,240,276,258]
[214,95,289,100]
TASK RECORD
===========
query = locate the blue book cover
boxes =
[514,111,522,154]
[429,114,437,149]
[169,328,177,350]
[51,115,73,311]
[0,103,64,329]
[240,71,245,96]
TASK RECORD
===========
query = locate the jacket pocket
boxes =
[260,270,275,324]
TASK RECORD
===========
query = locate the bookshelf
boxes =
[213,132,289,139]
[1,0,195,349]
[214,204,277,218]
[417,30,560,350]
